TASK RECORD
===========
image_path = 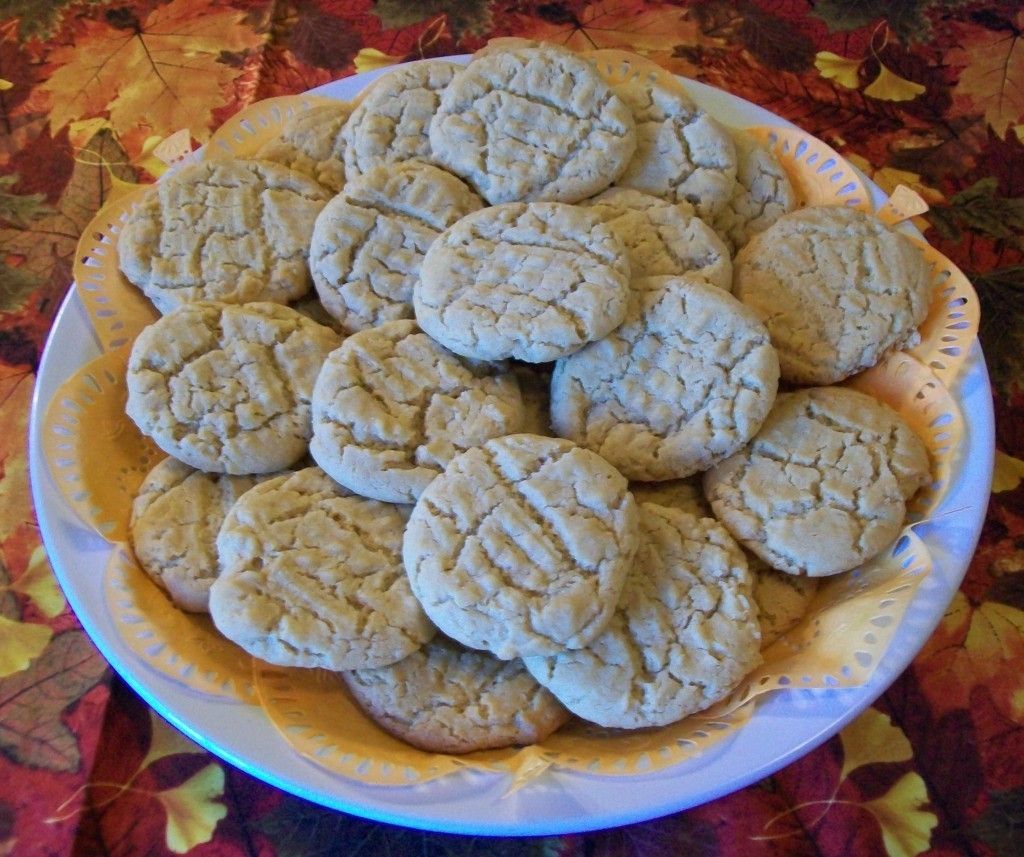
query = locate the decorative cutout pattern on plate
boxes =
[73,185,160,352]
[207,93,345,160]
[41,347,160,542]
[104,546,256,703]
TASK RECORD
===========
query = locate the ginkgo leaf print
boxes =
[839,709,913,782]
[155,763,227,854]
[42,0,264,144]
[862,772,938,857]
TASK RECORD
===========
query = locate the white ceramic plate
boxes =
[29,59,994,836]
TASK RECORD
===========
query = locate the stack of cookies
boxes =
[118,43,932,753]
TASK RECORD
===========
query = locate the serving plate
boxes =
[28,57,994,836]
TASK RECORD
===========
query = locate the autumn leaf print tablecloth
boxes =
[3,2,1024,854]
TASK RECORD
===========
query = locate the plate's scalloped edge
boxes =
[846,350,965,521]
[40,346,161,543]
[745,125,872,211]
[73,185,159,353]
[906,238,980,386]
[207,93,351,161]
[104,544,257,703]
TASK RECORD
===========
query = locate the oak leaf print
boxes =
[155,762,227,853]
[950,11,1024,136]
[42,0,263,143]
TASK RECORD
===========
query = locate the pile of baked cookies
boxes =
[119,43,933,754]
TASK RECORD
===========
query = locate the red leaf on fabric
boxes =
[0,630,108,771]
[289,5,362,70]
[4,125,73,204]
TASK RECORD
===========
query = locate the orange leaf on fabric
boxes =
[0,616,51,677]
[155,763,227,854]
[993,450,1024,492]
[950,11,1024,135]
[42,0,263,145]
[815,51,862,88]
[512,0,700,54]
[839,708,913,782]
[864,63,926,102]
[12,546,65,618]
[862,772,938,857]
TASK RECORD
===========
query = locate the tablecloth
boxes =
[2,1,1022,854]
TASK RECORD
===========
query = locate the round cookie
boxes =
[610,69,737,219]
[429,47,636,204]
[309,161,483,334]
[342,635,570,753]
[733,206,932,385]
[341,60,462,178]
[416,202,631,363]
[580,188,732,288]
[126,301,340,474]
[750,556,818,648]
[711,129,797,254]
[703,387,931,577]
[310,320,525,504]
[118,159,330,314]
[550,274,779,481]
[404,434,640,660]
[210,467,434,670]
[630,476,711,518]
[255,101,353,193]
[130,458,266,613]
[524,504,760,729]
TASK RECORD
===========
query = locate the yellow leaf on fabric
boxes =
[993,450,1024,492]
[865,64,926,101]
[966,601,1024,660]
[0,616,53,677]
[155,763,227,854]
[12,546,66,618]
[43,0,262,143]
[68,117,112,151]
[141,710,204,772]
[0,78,13,91]
[815,51,862,88]
[839,708,913,782]
[354,48,403,74]
[863,772,937,857]
[0,370,33,546]
[950,11,1024,135]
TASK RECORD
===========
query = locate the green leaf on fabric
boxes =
[372,0,494,38]
[972,264,1024,391]
[4,0,112,41]
[812,0,965,44]
[0,175,53,228]
[970,787,1024,855]
[0,629,108,770]
[0,261,41,313]
[926,178,1024,244]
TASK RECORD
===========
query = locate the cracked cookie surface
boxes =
[404,434,639,660]
[429,47,636,204]
[118,159,330,313]
[524,504,760,729]
[711,130,796,254]
[130,458,267,613]
[342,60,462,178]
[580,188,732,288]
[310,320,525,504]
[551,274,779,481]
[126,301,340,474]
[750,556,818,647]
[416,202,631,363]
[734,206,932,385]
[342,635,570,753]
[210,467,434,669]
[703,387,931,577]
[310,161,482,334]
[611,73,737,219]
[256,101,353,193]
